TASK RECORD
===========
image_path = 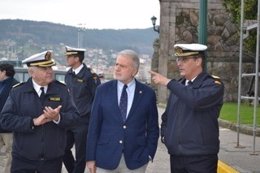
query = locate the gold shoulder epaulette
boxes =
[211,75,220,79]
[214,80,222,85]
[211,75,222,85]
[12,82,23,88]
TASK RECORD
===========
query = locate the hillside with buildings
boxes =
[0,19,158,82]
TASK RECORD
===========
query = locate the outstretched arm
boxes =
[149,70,171,86]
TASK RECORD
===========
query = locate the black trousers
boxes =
[63,116,89,173]
[11,154,62,173]
[170,154,218,173]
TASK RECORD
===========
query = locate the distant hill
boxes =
[0,19,158,56]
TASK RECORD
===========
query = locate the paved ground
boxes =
[218,128,260,173]
[0,106,259,173]
[61,140,170,173]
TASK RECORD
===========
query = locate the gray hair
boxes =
[117,49,140,70]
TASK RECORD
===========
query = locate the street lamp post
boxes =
[77,27,80,48]
[77,23,86,48]
[151,16,160,33]
[198,0,208,71]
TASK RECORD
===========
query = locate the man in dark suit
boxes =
[86,49,159,173]
[0,63,19,173]
[0,50,79,173]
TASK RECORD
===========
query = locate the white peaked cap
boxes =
[22,50,56,67]
[174,43,207,57]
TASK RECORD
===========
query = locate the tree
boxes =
[223,0,257,53]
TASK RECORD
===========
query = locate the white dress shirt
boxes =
[32,79,60,124]
[72,64,84,75]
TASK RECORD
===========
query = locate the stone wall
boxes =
[152,0,256,103]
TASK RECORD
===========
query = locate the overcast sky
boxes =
[0,0,160,29]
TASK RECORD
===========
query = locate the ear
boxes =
[75,56,81,62]
[28,68,34,77]
[196,57,202,66]
[132,68,138,77]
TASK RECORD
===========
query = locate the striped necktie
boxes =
[119,85,128,121]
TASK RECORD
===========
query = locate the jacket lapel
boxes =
[126,80,143,121]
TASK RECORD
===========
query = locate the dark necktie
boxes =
[119,85,128,121]
[40,87,45,102]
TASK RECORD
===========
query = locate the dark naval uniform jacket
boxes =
[161,72,224,156]
[0,77,19,133]
[65,63,97,121]
[0,78,80,160]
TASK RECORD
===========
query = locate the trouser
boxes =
[0,133,13,152]
[63,116,89,173]
[0,133,13,173]
[96,155,148,173]
[170,154,218,173]
[11,154,62,173]
[0,135,4,151]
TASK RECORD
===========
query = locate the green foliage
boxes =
[220,102,260,125]
[223,0,257,22]
[223,0,257,52]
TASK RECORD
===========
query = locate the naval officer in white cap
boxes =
[63,46,99,173]
[0,50,80,173]
[150,43,224,173]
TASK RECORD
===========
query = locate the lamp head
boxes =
[151,16,157,26]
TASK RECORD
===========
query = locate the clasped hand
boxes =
[33,105,62,126]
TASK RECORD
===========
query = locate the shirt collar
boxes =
[117,79,135,89]
[72,64,84,75]
[185,76,197,85]
[32,79,47,95]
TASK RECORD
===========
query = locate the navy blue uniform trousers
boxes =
[11,154,62,173]
[63,116,89,173]
[170,154,218,173]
